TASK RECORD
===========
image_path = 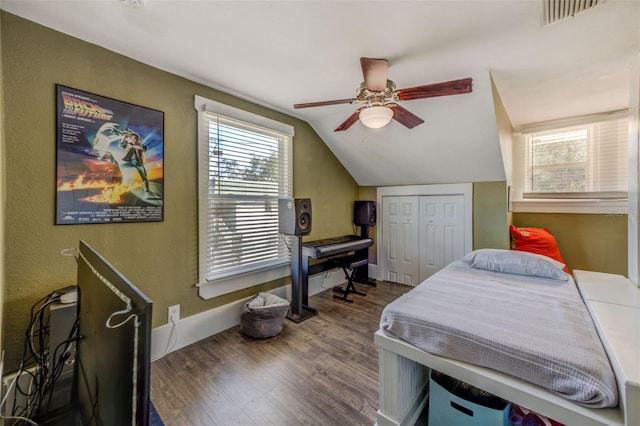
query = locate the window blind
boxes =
[199,111,292,282]
[521,116,628,198]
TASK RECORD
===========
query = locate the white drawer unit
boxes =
[574,270,640,426]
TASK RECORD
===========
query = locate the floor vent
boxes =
[543,0,605,25]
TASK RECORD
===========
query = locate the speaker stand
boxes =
[354,225,377,287]
[286,306,318,323]
[286,236,318,323]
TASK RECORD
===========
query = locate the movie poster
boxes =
[55,85,164,225]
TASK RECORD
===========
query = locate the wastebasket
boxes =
[240,292,290,338]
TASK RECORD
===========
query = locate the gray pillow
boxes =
[462,249,568,281]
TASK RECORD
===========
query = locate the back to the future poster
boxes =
[55,85,164,225]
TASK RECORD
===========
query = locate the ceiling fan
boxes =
[294,57,473,132]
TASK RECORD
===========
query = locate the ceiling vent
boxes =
[543,0,605,25]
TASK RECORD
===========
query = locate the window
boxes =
[526,129,589,194]
[195,96,293,298]
[512,112,629,213]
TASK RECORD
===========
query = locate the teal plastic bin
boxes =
[428,370,511,426]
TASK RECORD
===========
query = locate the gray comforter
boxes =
[379,260,618,408]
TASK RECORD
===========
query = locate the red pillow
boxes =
[509,225,569,272]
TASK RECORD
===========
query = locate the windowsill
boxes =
[197,263,290,300]
[511,198,628,215]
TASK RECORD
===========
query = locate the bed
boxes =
[375,249,640,426]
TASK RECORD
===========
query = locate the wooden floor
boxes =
[150,280,413,426]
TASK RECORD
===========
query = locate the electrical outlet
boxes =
[168,304,180,323]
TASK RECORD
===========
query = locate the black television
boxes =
[74,240,153,425]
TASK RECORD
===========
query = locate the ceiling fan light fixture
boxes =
[359,105,393,129]
[122,0,144,8]
[294,58,472,132]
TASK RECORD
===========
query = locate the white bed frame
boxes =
[375,270,640,426]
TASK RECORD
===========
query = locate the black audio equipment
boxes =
[354,200,376,226]
[280,198,316,322]
[47,300,77,412]
[353,201,377,287]
[278,198,312,236]
[302,235,373,259]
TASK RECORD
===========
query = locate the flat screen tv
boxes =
[74,240,152,425]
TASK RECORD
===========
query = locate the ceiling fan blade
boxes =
[334,110,362,132]
[294,98,355,109]
[396,78,473,101]
[360,57,389,92]
[391,105,424,129]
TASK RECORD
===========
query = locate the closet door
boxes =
[381,196,419,285]
[419,195,465,282]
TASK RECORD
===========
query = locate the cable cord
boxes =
[320,269,334,289]
[0,373,40,425]
[151,320,177,362]
[280,233,292,254]
[3,290,79,423]
[76,356,104,426]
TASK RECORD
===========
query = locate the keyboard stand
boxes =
[332,256,368,303]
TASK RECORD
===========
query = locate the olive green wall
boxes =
[1,12,358,370]
[513,213,627,275]
[473,181,509,249]
[0,9,5,367]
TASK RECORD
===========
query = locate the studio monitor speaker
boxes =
[354,200,376,226]
[278,198,312,236]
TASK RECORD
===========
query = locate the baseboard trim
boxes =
[151,266,350,361]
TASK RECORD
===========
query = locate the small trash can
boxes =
[240,292,289,338]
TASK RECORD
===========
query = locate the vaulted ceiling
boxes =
[3,0,639,186]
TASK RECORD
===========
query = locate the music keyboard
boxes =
[302,235,373,259]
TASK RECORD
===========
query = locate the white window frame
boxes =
[194,96,294,299]
[512,111,629,214]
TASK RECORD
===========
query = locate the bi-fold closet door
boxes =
[381,194,465,286]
